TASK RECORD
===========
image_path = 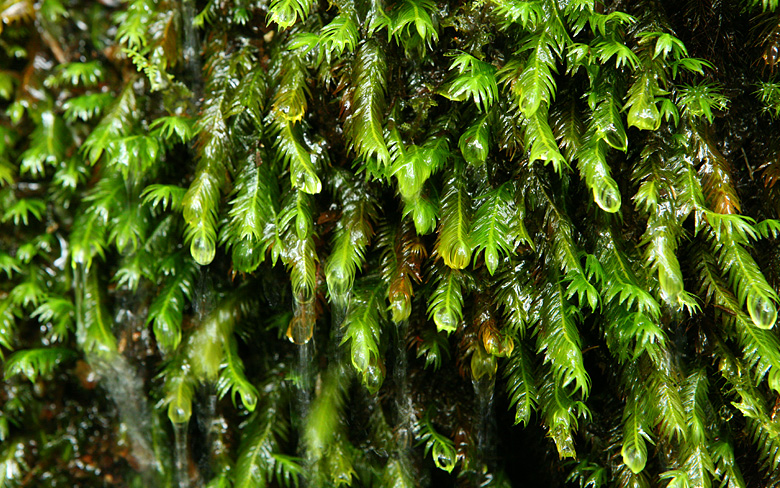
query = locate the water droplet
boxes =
[190,235,215,265]
[552,424,576,459]
[593,179,621,213]
[520,94,540,117]
[351,347,370,373]
[748,293,777,329]
[658,266,682,299]
[432,443,457,473]
[434,308,458,333]
[363,357,385,394]
[603,129,627,152]
[172,421,190,488]
[271,10,297,29]
[471,348,497,380]
[485,248,499,275]
[445,244,470,269]
[621,442,647,474]
[769,370,780,393]
[412,200,437,235]
[286,315,314,345]
[390,297,411,323]
[240,390,258,412]
[460,136,487,166]
[168,402,191,424]
[327,267,351,302]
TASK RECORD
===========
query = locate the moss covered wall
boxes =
[3,0,780,486]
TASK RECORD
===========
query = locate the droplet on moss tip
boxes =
[748,292,777,329]
[432,443,456,473]
[168,402,191,424]
[240,390,258,412]
[362,357,385,394]
[621,442,646,474]
[602,129,627,152]
[470,348,497,380]
[460,135,487,166]
[444,244,470,269]
[293,167,322,195]
[191,236,215,265]
[232,239,262,273]
[412,200,437,235]
[485,248,499,275]
[658,266,683,299]
[390,297,411,323]
[482,329,501,356]
[326,267,350,302]
[286,317,314,345]
[593,179,621,213]
[627,99,661,131]
[434,308,458,333]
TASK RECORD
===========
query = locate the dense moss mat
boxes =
[4,0,780,486]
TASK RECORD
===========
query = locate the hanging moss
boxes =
[3,0,780,487]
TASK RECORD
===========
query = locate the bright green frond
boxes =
[341,279,386,392]
[4,347,75,383]
[427,264,465,334]
[505,340,539,426]
[344,41,390,166]
[471,182,525,275]
[217,335,259,412]
[435,167,473,270]
[268,0,315,29]
[442,53,498,112]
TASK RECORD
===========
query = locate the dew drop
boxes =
[296,211,309,240]
[769,370,780,394]
[240,390,258,412]
[351,346,370,373]
[292,165,322,195]
[326,267,350,302]
[593,179,621,213]
[390,297,411,323]
[190,236,215,266]
[485,248,499,275]
[471,348,497,380]
[412,200,436,235]
[271,10,297,28]
[434,308,458,333]
[432,443,456,473]
[552,424,576,459]
[520,94,540,117]
[658,266,682,299]
[621,442,647,474]
[603,129,627,152]
[168,401,191,424]
[748,293,777,329]
[498,336,514,357]
[718,404,733,422]
[460,136,487,166]
[286,315,314,345]
[445,244,470,270]
[363,357,385,394]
